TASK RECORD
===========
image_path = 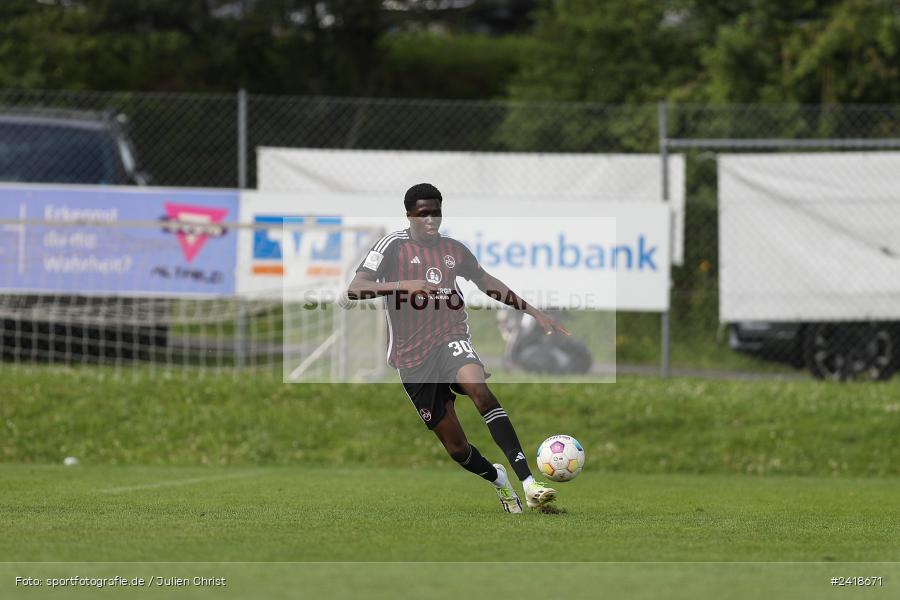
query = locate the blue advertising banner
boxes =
[0,185,239,296]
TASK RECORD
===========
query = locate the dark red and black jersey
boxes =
[356,229,486,369]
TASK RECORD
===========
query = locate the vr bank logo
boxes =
[252,215,342,277]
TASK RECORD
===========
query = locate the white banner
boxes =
[719,152,900,321]
[238,191,670,311]
[256,148,685,265]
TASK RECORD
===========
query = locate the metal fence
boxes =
[663,104,900,381]
[2,89,899,380]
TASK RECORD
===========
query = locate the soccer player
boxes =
[346,183,569,513]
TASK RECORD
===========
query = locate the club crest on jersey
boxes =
[443,254,456,268]
[419,408,432,422]
[425,267,442,284]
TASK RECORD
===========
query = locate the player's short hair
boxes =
[404,183,442,212]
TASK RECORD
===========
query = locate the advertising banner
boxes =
[256,148,686,265]
[239,191,669,311]
[0,184,239,296]
[719,152,900,321]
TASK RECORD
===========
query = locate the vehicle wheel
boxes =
[511,338,590,374]
[803,323,898,381]
[557,337,593,374]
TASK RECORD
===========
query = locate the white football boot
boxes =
[493,464,523,514]
[525,480,557,509]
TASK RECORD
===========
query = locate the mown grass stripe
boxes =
[102,470,263,493]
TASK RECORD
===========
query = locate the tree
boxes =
[0,0,387,94]
[506,0,704,104]
[0,0,536,96]
[702,0,900,104]
[506,0,900,106]
[787,0,900,104]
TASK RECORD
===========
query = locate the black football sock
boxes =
[482,406,532,481]
[451,444,498,483]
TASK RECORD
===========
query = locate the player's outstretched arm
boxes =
[475,272,570,336]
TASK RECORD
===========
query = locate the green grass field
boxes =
[2,367,898,599]
[4,465,900,562]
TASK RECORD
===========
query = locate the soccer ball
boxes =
[536,435,585,482]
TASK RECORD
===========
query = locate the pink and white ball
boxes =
[536,435,585,482]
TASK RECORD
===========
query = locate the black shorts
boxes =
[399,338,485,430]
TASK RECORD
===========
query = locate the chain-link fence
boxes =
[664,104,900,381]
[1,89,898,380]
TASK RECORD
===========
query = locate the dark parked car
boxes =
[0,108,164,364]
[729,321,899,381]
[0,109,148,185]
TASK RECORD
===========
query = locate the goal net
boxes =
[278,218,388,382]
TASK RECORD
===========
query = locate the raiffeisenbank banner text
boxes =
[238,191,670,311]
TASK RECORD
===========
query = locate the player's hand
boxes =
[397,280,440,295]
[533,311,571,336]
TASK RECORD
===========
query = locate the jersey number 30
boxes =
[448,340,475,356]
